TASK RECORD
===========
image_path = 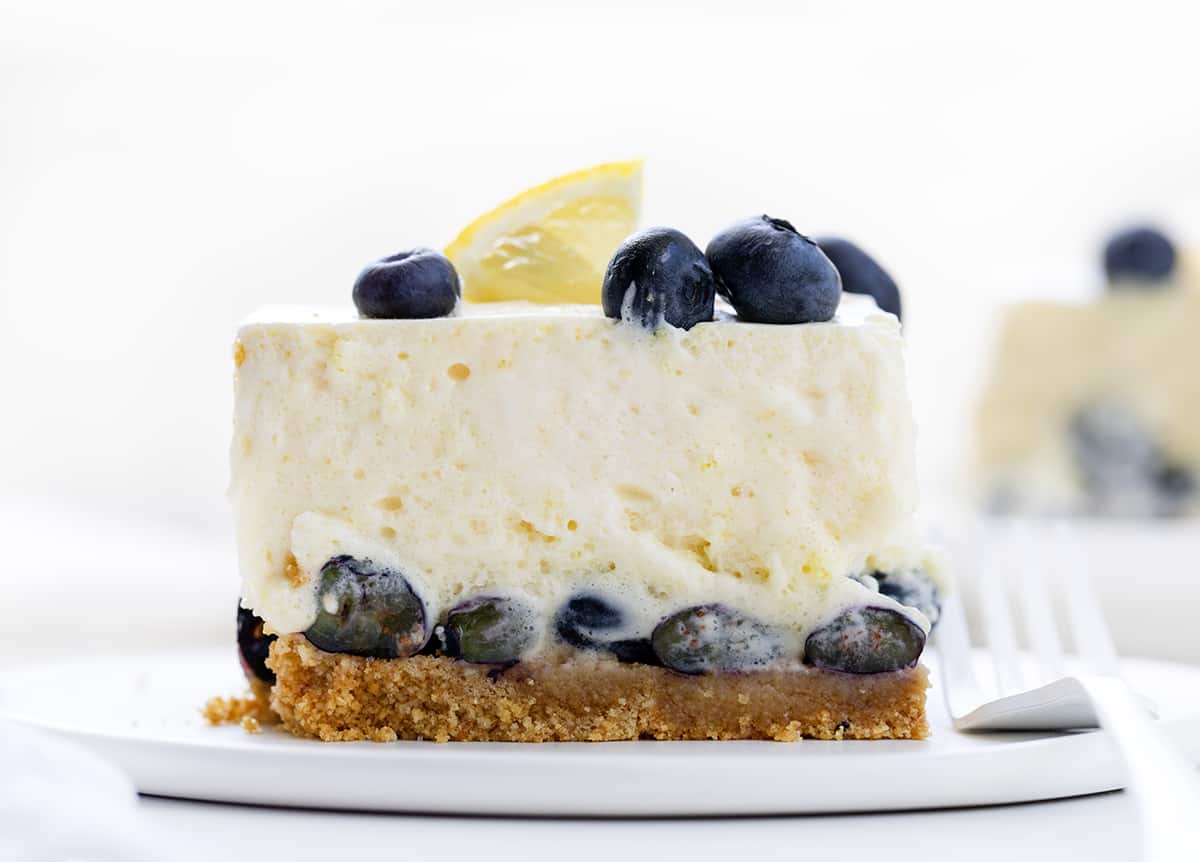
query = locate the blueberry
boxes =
[1103,225,1176,285]
[237,603,277,684]
[352,248,460,319]
[554,593,656,664]
[1069,402,1158,503]
[651,604,784,674]
[804,606,925,674]
[1069,402,1198,516]
[815,237,901,321]
[601,227,716,331]
[554,593,625,648]
[442,596,537,665]
[1071,402,1158,472]
[1155,464,1196,513]
[705,215,841,324]
[304,555,430,658]
[854,570,941,626]
[605,638,658,665]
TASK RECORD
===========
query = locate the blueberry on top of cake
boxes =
[816,237,902,321]
[706,216,842,324]
[1103,224,1177,287]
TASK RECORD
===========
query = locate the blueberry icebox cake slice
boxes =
[208,162,943,742]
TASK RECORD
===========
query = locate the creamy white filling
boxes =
[619,280,642,325]
[232,296,934,649]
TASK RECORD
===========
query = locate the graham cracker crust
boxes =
[262,634,929,742]
[202,677,278,732]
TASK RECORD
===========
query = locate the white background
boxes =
[2,0,1198,658]
[3,5,1200,858]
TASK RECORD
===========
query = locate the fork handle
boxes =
[1080,674,1200,860]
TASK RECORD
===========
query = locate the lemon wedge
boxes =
[445,160,642,304]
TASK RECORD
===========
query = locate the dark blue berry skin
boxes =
[601,227,716,331]
[304,555,430,658]
[555,594,622,648]
[706,215,841,324]
[1070,401,1161,516]
[606,638,658,664]
[1069,402,1197,517]
[1070,402,1158,486]
[554,593,657,664]
[1103,225,1176,285]
[352,248,461,319]
[853,571,941,626]
[804,606,925,674]
[816,237,902,321]
[650,604,784,674]
[442,595,537,665]
[237,603,277,684]
[875,573,940,627]
[1155,464,1196,510]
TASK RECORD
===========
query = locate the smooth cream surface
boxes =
[231,296,932,642]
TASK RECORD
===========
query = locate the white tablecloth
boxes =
[141,791,1143,861]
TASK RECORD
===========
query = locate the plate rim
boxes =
[3,648,1198,816]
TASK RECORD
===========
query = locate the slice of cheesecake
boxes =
[219,163,941,742]
[975,225,1200,518]
[229,294,938,741]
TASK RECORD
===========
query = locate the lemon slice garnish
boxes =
[445,160,642,304]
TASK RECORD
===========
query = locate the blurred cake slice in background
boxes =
[974,224,1200,517]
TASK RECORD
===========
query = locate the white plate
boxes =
[2,648,1198,816]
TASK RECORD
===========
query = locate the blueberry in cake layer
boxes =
[237,603,276,684]
[975,223,1200,518]
[227,163,941,741]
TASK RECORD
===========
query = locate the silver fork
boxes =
[936,518,1200,860]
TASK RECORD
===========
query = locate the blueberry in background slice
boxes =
[353,248,461,319]
[601,227,716,331]
[705,215,841,324]
[442,595,537,665]
[1103,225,1176,285]
[1154,464,1196,515]
[815,237,902,321]
[304,555,430,658]
[1069,401,1160,508]
[804,606,925,674]
[651,604,784,674]
[1069,401,1197,517]
[237,603,277,684]
[1070,402,1158,471]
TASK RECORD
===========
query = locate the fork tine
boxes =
[1013,521,1067,684]
[976,522,1026,696]
[933,516,995,720]
[934,588,984,719]
[1053,522,1120,676]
